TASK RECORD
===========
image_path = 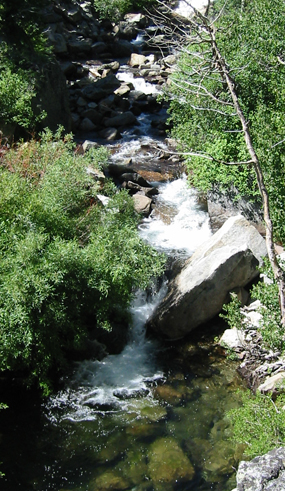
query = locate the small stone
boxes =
[257,371,285,394]
[219,328,245,350]
[132,194,152,216]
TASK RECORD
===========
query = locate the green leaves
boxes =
[168,0,285,243]
[0,132,165,391]
[228,390,285,458]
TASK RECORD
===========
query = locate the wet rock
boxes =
[114,83,132,97]
[203,440,236,483]
[71,112,80,130]
[148,215,267,339]
[162,54,177,66]
[81,108,103,124]
[96,195,110,206]
[153,384,182,405]
[113,388,149,399]
[91,41,109,56]
[119,449,148,486]
[232,447,285,491]
[140,404,167,422]
[82,140,100,152]
[207,184,264,233]
[86,167,105,181]
[116,21,138,40]
[111,39,134,57]
[124,12,148,28]
[148,437,195,489]
[104,111,137,128]
[129,53,147,67]
[67,36,93,54]
[122,181,158,198]
[126,421,162,439]
[120,172,152,187]
[50,32,68,54]
[98,127,121,140]
[90,471,130,491]
[79,117,96,131]
[60,61,78,77]
[81,74,121,101]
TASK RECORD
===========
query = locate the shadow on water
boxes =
[0,314,246,491]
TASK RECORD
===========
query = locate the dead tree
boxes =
[148,0,285,325]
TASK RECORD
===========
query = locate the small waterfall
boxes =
[47,39,212,426]
[47,284,167,422]
[117,68,160,95]
[139,176,211,257]
[47,175,211,423]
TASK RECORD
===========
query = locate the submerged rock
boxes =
[90,471,130,491]
[148,215,267,339]
[148,437,195,489]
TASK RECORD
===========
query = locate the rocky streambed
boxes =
[1,1,285,490]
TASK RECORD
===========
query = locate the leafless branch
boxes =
[169,149,254,166]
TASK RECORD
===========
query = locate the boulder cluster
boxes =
[40,0,176,138]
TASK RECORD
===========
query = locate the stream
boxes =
[0,2,247,489]
[0,166,245,490]
[0,121,246,490]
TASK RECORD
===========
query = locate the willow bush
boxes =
[0,129,165,393]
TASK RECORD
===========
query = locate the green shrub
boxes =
[0,130,165,393]
[92,0,155,21]
[0,66,45,131]
[228,390,285,458]
[220,292,243,330]
[221,260,284,353]
[0,44,47,133]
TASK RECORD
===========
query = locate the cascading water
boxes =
[47,173,211,423]
[0,8,246,488]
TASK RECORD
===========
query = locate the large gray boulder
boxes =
[232,447,285,491]
[148,215,267,339]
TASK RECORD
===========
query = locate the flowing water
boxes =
[0,4,247,487]
[0,164,245,491]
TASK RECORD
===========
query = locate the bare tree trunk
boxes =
[208,24,285,325]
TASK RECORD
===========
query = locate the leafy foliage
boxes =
[222,260,284,353]
[220,292,243,331]
[168,0,285,243]
[250,261,284,352]
[0,0,49,55]
[92,0,155,20]
[228,390,285,458]
[0,130,165,393]
[0,59,45,130]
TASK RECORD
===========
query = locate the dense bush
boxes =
[228,390,285,458]
[0,53,46,131]
[0,129,165,393]
[0,0,50,135]
[168,0,285,244]
[92,0,155,20]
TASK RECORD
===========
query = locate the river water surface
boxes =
[0,3,247,488]
[0,150,246,490]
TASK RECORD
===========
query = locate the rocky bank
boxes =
[6,1,285,488]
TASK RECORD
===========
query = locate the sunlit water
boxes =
[139,177,211,257]
[0,167,245,490]
[0,10,246,489]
